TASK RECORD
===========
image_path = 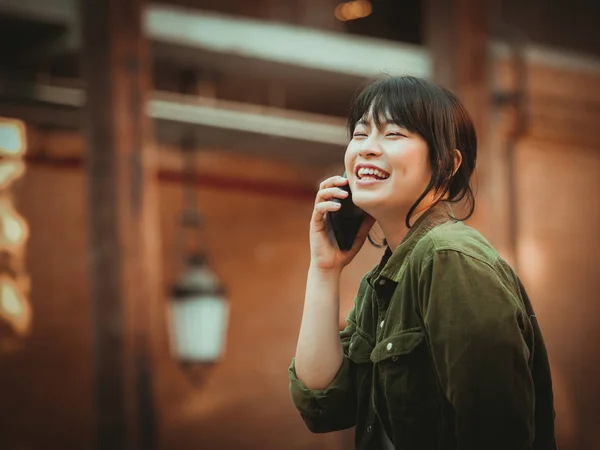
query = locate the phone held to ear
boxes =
[328,174,367,251]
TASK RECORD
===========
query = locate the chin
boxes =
[351,191,381,214]
[353,191,415,220]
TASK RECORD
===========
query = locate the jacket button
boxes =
[378,279,386,285]
[386,342,393,351]
[380,320,385,328]
[366,425,372,433]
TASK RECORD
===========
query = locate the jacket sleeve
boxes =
[419,249,535,450]
[288,278,371,433]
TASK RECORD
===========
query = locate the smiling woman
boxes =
[289,75,557,450]
[345,76,476,233]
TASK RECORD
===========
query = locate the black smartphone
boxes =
[328,174,366,251]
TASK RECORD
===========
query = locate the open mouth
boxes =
[356,166,390,181]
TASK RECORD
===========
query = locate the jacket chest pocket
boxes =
[370,328,439,417]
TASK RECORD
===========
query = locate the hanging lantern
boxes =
[169,253,229,364]
[167,72,229,382]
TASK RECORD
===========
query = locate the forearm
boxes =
[294,265,345,390]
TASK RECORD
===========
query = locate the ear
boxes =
[452,149,462,176]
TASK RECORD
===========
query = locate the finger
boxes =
[318,176,348,191]
[313,201,342,217]
[315,187,349,204]
[311,201,342,227]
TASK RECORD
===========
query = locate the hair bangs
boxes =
[347,77,426,138]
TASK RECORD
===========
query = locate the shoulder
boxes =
[409,220,520,291]
[411,220,499,268]
[410,220,522,297]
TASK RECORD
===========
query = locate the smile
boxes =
[356,166,390,180]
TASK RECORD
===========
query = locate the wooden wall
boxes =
[487,53,600,449]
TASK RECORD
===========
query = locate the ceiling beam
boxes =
[0,82,348,163]
[0,0,431,79]
[145,4,430,79]
[30,83,348,144]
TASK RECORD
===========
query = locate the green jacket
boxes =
[289,203,556,450]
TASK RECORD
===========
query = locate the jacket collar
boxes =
[370,201,455,283]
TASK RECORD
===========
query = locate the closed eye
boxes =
[353,132,368,138]
[386,132,406,138]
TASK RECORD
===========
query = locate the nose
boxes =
[358,135,383,158]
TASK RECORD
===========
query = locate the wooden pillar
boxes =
[424,0,492,237]
[80,1,161,449]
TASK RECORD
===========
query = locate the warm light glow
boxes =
[517,236,546,285]
[0,118,27,157]
[334,0,372,22]
[0,117,30,344]
[0,277,31,336]
[1,283,22,316]
[0,198,29,249]
[4,215,25,245]
[0,160,26,190]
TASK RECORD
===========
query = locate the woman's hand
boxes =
[309,176,375,273]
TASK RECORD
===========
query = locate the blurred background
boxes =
[0,0,598,449]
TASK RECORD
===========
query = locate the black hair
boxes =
[347,75,477,231]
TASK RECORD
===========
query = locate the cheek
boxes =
[393,145,431,185]
[343,145,355,175]
[415,157,433,182]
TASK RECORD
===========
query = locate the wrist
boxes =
[308,264,343,278]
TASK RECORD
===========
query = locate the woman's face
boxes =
[344,113,432,219]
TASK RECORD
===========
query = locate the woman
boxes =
[289,76,556,450]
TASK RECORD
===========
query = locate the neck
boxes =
[378,219,410,252]
[376,200,440,250]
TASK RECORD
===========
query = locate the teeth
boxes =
[357,167,389,179]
